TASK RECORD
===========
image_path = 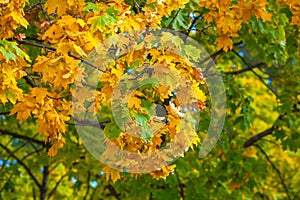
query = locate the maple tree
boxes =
[0,0,300,199]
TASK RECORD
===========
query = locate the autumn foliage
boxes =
[0,0,300,199]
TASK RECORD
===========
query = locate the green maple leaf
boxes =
[133,113,150,128]
[90,7,119,31]
[0,47,16,61]
[104,123,122,139]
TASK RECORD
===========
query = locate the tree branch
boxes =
[23,75,36,87]
[167,9,181,28]
[243,126,274,148]
[14,38,104,72]
[251,68,278,97]
[67,119,110,129]
[186,14,203,36]
[89,187,99,200]
[0,111,10,115]
[20,147,44,161]
[38,1,52,25]
[47,171,68,199]
[23,68,38,87]
[105,184,121,200]
[0,129,45,146]
[40,166,49,200]
[0,143,41,189]
[225,62,265,75]
[33,186,37,200]
[24,1,45,13]
[15,38,56,51]
[231,50,278,97]
[176,172,185,200]
[0,172,14,195]
[253,144,291,200]
[199,41,243,66]
[133,0,141,14]
[84,171,91,200]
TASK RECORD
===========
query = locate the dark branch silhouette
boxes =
[14,38,104,72]
[225,62,265,75]
[186,14,203,36]
[176,172,185,200]
[243,126,274,148]
[47,162,78,200]
[253,144,291,200]
[230,50,278,97]
[105,184,121,200]
[40,166,49,200]
[84,171,91,200]
[0,143,41,189]
[0,129,45,146]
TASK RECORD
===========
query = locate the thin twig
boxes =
[38,1,52,25]
[84,171,91,200]
[11,133,40,154]
[47,172,67,199]
[231,50,278,97]
[47,162,78,199]
[133,0,141,13]
[253,144,291,200]
[199,41,243,66]
[0,143,41,189]
[67,120,110,129]
[260,139,280,148]
[68,53,104,72]
[251,69,278,97]
[175,172,185,200]
[222,127,236,141]
[225,62,265,75]
[15,38,56,51]
[24,1,45,13]
[0,173,14,194]
[23,68,38,87]
[0,129,45,146]
[20,147,44,161]
[167,9,181,28]
[23,74,36,87]
[14,38,104,72]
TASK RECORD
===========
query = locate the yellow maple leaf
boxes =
[216,35,233,52]
[10,103,31,122]
[102,167,121,183]
[190,135,200,150]
[192,83,206,102]
[260,12,273,22]
[48,138,65,156]
[45,0,68,16]
[150,164,176,180]
[156,85,172,101]
[128,93,142,110]
[10,11,29,28]
[30,88,49,105]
